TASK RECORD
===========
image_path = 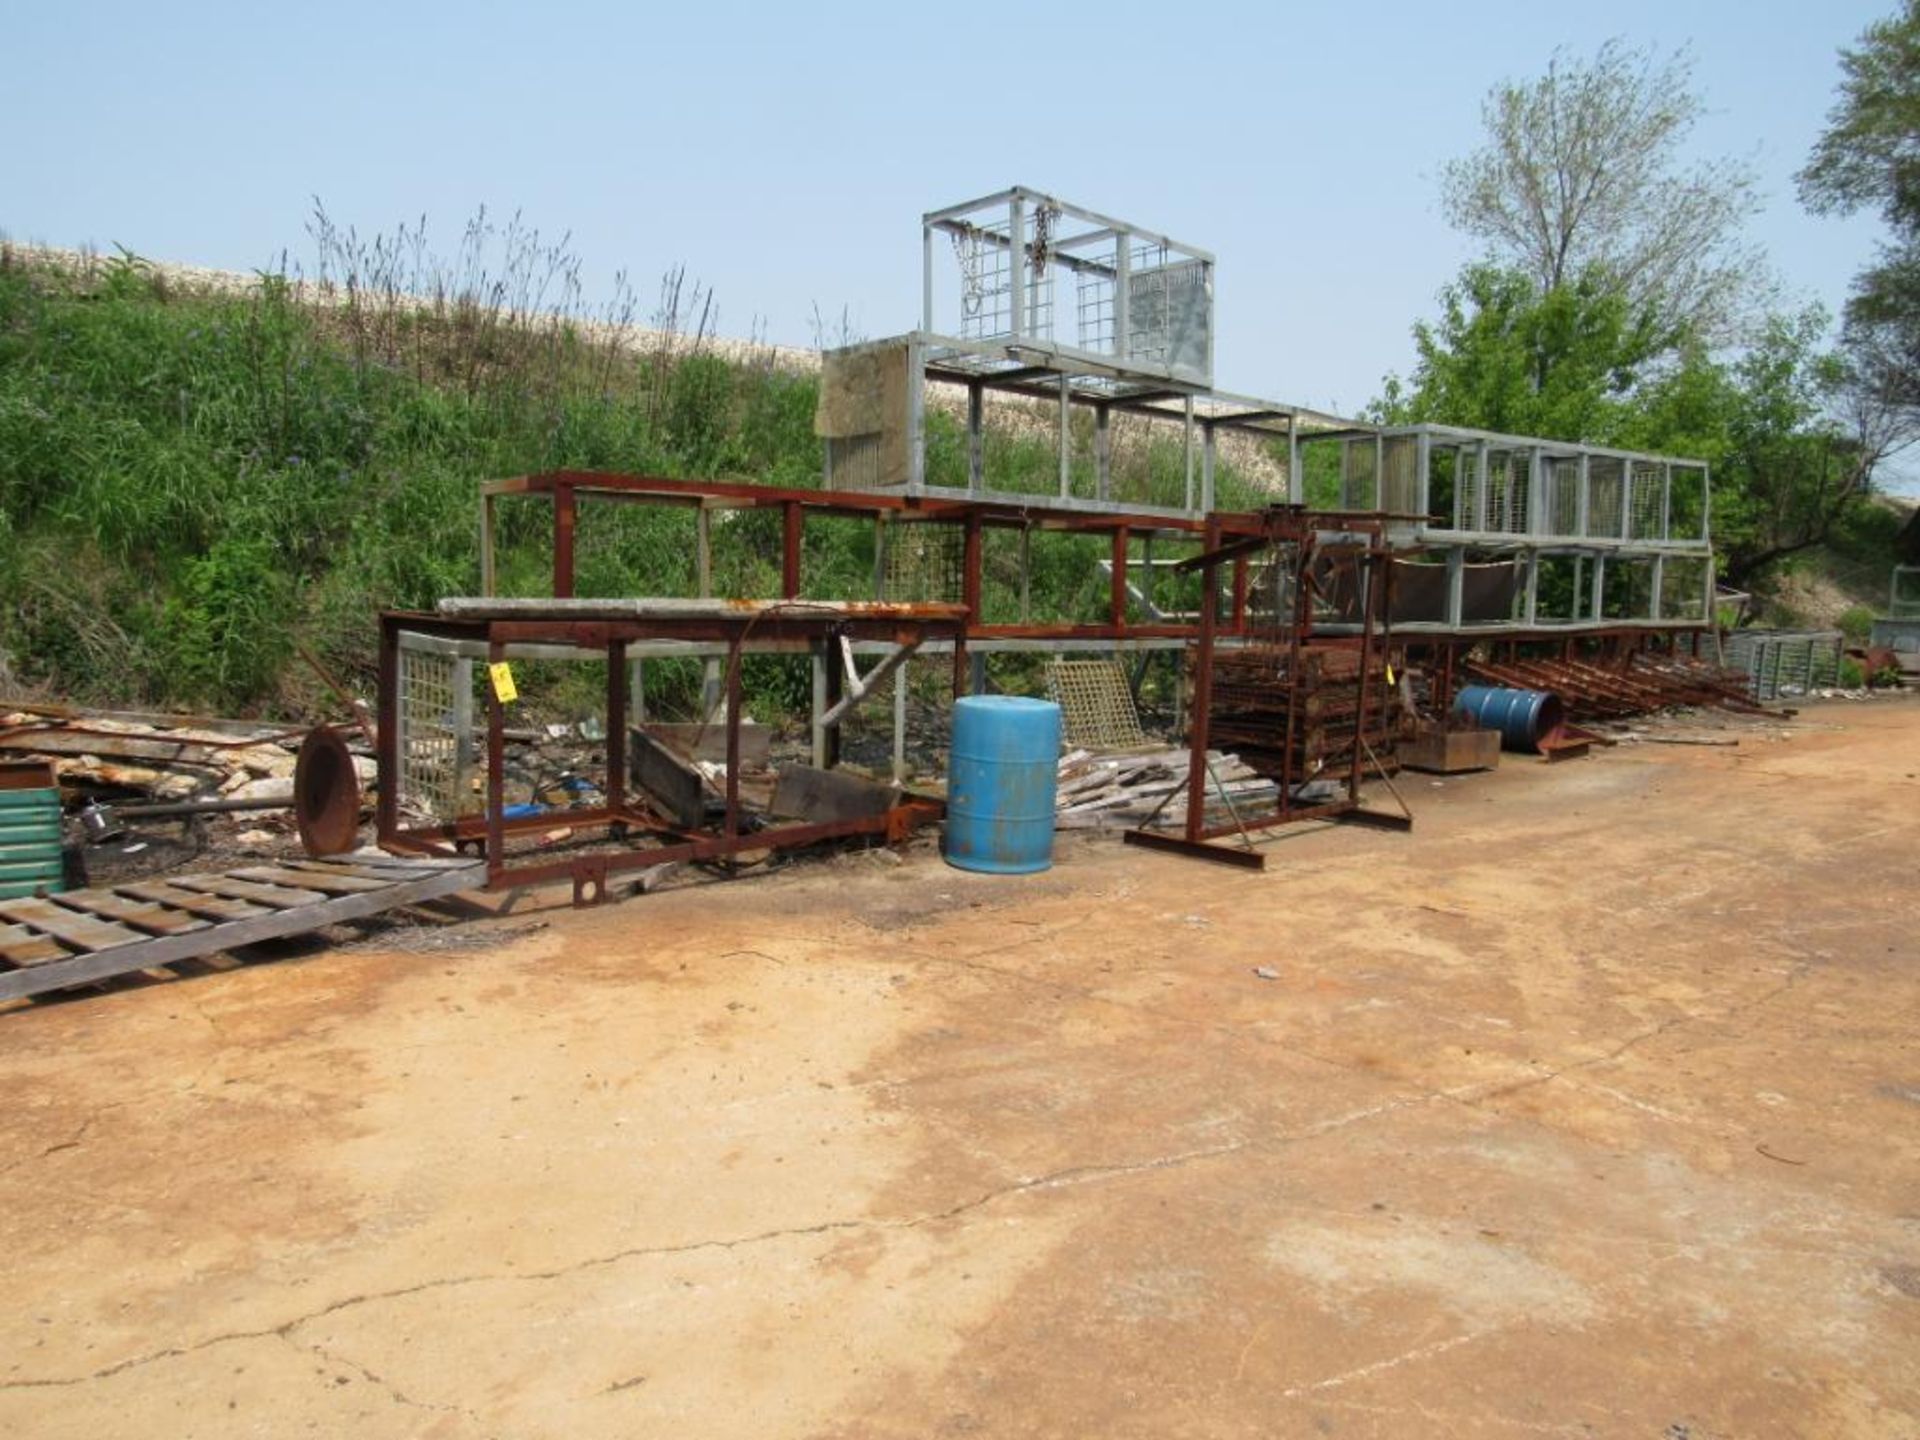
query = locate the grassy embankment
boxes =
[0,234,1260,721]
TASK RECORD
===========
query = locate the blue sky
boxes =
[1,0,1896,441]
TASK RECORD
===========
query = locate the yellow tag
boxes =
[488,662,519,704]
[1386,663,1396,684]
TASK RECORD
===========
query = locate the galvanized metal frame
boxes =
[1296,423,1715,636]
[922,186,1215,388]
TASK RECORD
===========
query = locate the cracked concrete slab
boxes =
[1,697,1917,1438]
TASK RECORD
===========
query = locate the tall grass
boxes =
[0,213,1264,718]
[0,216,813,715]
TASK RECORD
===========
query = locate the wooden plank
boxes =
[0,732,232,766]
[769,765,895,823]
[280,856,473,880]
[0,897,146,953]
[636,721,772,768]
[0,861,482,1004]
[229,866,392,895]
[0,923,70,968]
[46,890,209,936]
[630,729,705,830]
[117,880,272,922]
[315,850,479,869]
[275,859,451,887]
[167,875,328,909]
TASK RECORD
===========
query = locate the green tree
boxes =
[1800,1,1920,429]
[1377,265,1884,585]
[1442,39,1765,346]
[1632,311,1886,582]
[1373,263,1659,438]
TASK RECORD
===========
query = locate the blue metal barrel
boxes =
[1452,685,1564,753]
[0,787,65,897]
[944,696,1061,874]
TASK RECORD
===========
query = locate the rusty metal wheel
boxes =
[294,726,362,857]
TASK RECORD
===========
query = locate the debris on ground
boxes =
[1463,652,1759,721]
[1055,747,1282,830]
[0,709,373,804]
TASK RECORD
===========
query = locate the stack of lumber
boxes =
[0,708,373,802]
[1054,747,1279,830]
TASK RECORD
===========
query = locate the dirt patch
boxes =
[2,698,1918,1438]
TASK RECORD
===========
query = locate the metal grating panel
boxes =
[1722,630,1844,700]
[1127,253,1209,376]
[399,647,463,821]
[882,523,965,604]
[1046,659,1147,750]
[1892,565,1920,619]
[1545,457,1580,536]
[1630,462,1666,540]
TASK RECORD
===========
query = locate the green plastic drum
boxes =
[0,787,64,897]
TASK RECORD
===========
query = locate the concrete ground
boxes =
[1,699,1917,1439]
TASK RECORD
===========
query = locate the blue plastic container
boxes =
[1452,685,1564,753]
[944,696,1061,874]
[0,787,65,898]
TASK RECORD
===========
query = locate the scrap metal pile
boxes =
[1463,651,1762,722]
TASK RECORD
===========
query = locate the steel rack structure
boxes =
[817,187,1366,520]
[1297,423,1717,637]
[475,471,1288,776]
[1123,507,1413,869]
[375,600,968,904]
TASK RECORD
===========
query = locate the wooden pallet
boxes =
[0,854,482,1005]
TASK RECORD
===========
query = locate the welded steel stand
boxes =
[1124,507,1411,869]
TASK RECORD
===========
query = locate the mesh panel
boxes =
[1660,557,1711,621]
[1381,435,1420,513]
[1546,457,1580,536]
[1485,450,1528,533]
[882,523,965,603]
[1046,660,1147,750]
[1341,439,1378,509]
[1892,566,1920,618]
[399,648,463,821]
[1630,462,1666,539]
[828,433,886,491]
[1587,458,1625,538]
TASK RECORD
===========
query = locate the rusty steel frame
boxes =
[478,471,1272,645]
[376,605,966,904]
[1403,628,1747,717]
[479,473,1726,659]
[1124,507,1412,870]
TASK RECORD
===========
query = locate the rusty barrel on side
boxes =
[1452,685,1563,753]
[943,696,1060,875]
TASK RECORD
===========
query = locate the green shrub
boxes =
[1837,604,1876,642]
[162,537,293,709]
[1838,657,1866,688]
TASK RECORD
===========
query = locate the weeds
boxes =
[0,214,1276,719]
